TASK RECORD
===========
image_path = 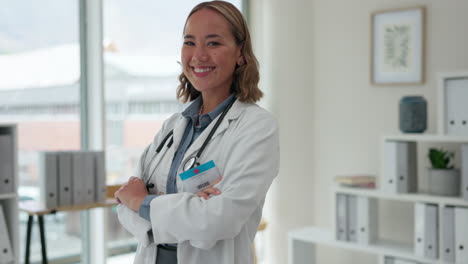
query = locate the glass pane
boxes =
[103,0,243,260]
[0,0,82,262]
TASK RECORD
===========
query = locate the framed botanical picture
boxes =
[371,6,426,85]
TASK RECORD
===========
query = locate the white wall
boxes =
[250,0,468,263]
[250,0,315,263]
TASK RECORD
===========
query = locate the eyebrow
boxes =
[184,34,223,39]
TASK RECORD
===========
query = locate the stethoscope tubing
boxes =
[143,98,236,190]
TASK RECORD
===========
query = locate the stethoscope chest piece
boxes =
[183,156,199,172]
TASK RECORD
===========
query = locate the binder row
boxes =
[441,206,468,264]
[383,141,417,194]
[0,205,14,264]
[414,203,468,263]
[0,134,15,195]
[40,151,106,209]
[335,194,378,244]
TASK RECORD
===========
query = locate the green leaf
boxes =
[428,148,455,169]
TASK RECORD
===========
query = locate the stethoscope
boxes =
[143,98,236,191]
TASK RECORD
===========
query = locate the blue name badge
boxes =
[179,160,221,193]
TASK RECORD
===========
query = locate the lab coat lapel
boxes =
[172,116,189,151]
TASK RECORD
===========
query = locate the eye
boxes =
[207,42,221,46]
[184,41,195,46]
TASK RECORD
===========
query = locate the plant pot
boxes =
[428,168,460,196]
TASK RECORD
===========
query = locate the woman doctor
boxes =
[115,1,279,263]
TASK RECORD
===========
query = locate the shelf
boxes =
[0,124,19,264]
[382,134,468,143]
[289,226,439,264]
[333,186,468,207]
[0,193,17,200]
[289,132,468,263]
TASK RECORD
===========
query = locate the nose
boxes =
[192,45,208,62]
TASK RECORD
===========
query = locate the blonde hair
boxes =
[177,1,262,103]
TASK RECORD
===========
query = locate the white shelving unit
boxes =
[0,124,19,264]
[333,186,468,208]
[288,134,468,264]
[288,227,437,264]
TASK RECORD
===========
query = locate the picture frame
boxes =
[437,71,468,135]
[371,6,426,85]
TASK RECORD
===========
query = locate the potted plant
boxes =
[427,148,460,196]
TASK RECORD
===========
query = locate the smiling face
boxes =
[182,8,242,98]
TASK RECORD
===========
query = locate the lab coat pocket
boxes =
[179,160,221,193]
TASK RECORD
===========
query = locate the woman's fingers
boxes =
[195,176,227,199]
[196,176,223,199]
[203,187,220,195]
[196,187,221,200]
[196,191,210,199]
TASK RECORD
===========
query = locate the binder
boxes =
[442,206,456,263]
[398,142,417,193]
[347,195,357,242]
[414,203,425,257]
[461,144,468,201]
[72,152,86,205]
[383,141,417,193]
[94,151,106,202]
[83,152,95,204]
[0,205,14,263]
[455,207,468,263]
[383,141,397,193]
[446,79,468,135]
[58,152,73,207]
[425,204,438,259]
[39,152,59,209]
[356,196,378,244]
[0,134,14,194]
[336,193,348,241]
[414,203,438,259]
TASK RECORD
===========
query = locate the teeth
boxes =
[194,67,214,73]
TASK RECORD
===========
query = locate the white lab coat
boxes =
[117,99,280,264]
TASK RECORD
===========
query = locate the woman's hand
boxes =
[196,177,223,200]
[115,176,148,212]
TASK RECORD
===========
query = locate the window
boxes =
[0,1,245,262]
[0,0,82,262]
